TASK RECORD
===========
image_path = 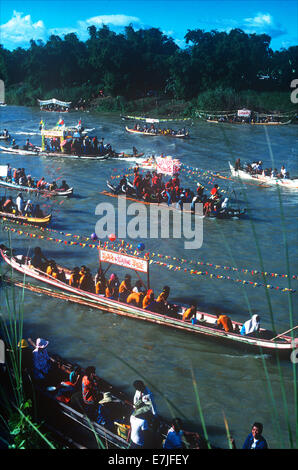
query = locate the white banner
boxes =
[156,156,181,176]
[100,249,148,273]
[237,109,251,117]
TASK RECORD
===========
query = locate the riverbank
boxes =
[4,84,297,118]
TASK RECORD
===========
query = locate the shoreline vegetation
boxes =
[5,87,297,120]
[1,24,297,118]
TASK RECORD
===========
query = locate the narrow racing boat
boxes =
[0,145,111,160]
[229,162,298,189]
[0,211,52,227]
[0,178,73,197]
[125,126,189,138]
[1,246,296,357]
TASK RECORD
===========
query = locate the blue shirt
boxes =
[242,433,268,449]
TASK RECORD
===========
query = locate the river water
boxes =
[0,105,297,449]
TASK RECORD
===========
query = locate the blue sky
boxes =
[0,0,297,51]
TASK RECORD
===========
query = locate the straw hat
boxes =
[98,392,120,405]
[18,339,29,349]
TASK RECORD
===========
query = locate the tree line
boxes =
[0,24,297,104]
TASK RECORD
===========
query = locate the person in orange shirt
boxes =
[156,286,170,314]
[46,260,59,278]
[69,267,80,288]
[118,274,132,302]
[142,289,155,310]
[182,304,197,322]
[105,273,117,299]
[127,291,144,307]
[216,314,233,332]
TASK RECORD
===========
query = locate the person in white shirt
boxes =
[16,193,24,215]
[130,413,149,448]
[133,380,157,415]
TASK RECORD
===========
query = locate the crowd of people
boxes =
[44,135,115,156]
[0,194,45,218]
[12,336,268,449]
[113,165,227,216]
[235,159,290,179]
[3,164,70,192]
[133,123,189,136]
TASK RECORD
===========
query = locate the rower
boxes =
[240,314,261,337]
[46,260,59,279]
[156,286,171,314]
[60,180,69,191]
[79,266,94,292]
[127,291,144,307]
[33,204,44,218]
[95,271,106,295]
[216,314,233,332]
[280,165,287,178]
[182,304,197,322]
[49,181,58,191]
[30,247,48,271]
[2,196,15,213]
[118,274,132,302]
[210,184,220,200]
[235,158,241,170]
[142,289,156,311]
[69,267,80,288]
[105,273,117,299]
[37,177,46,189]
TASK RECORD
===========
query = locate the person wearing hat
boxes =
[32,338,53,383]
[96,392,121,430]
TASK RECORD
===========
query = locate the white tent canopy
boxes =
[38,98,72,107]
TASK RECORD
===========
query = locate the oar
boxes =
[271,325,298,341]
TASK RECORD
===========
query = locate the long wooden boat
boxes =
[229,162,298,189]
[207,119,292,126]
[0,178,73,197]
[1,337,205,449]
[1,247,296,357]
[125,127,189,138]
[0,211,51,227]
[114,152,145,159]
[0,145,111,161]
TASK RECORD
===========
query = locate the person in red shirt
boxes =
[210,184,220,199]
[81,366,99,419]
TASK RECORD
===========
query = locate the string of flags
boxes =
[2,220,296,294]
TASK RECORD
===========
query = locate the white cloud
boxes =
[242,12,286,38]
[0,11,46,45]
[0,11,142,49]
[83,14,140,27]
